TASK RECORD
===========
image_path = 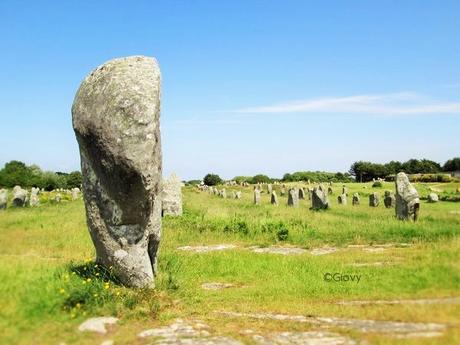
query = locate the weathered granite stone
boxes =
[0,189,7,210]
[220,188,226,199]
[311,187,328,210]
[12,186,27,207]
[369,192,379,207]
[54,193,62,203]
[30,187,40,207]
[235,191,242,199]
[280,187,286,196]
[287,188,299,207]
[352,193,360,206]
[298,188,305,199]
[337,194,347,205]
[270,191,278,206]
[254,188,261,205]
[395,172,420,221]
[342,186,348,195]
[327,186,333,195]
[161,173,183,216]
[78,316,118,334]
[427,193,439,203]
[384,190,395,208]
[267,184,272,195]
[72,56,162,288]
[71,187,80,200]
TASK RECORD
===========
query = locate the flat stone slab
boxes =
[216,311,446,338]
[347,262,396,267]
[337,297,460,306]
[250,246,307,255]
[252,331,356,345]
[138,319,242,345]
[177,244,237,253]
[78,317,118,334]
[310,247,338,256]
[202,282,236,290]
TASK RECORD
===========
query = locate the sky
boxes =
[1,1,459,180]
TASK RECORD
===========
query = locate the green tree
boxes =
[443,157,460,172]
[203,173,222,186]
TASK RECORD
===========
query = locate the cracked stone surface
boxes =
[252,331,357,345]
[250,246,307,255]
[78,317,118,334]
[202,282,236,290]
[177,244,237,253]
[138,319,242,345]
[337,297,460,306]
[217,311,446,338]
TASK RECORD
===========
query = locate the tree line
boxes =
[0,160,82,190]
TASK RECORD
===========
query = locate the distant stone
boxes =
[337,194,347,205]
[0,189,7,210]
[177,244,237,253]
[235,191,242,199]
[280,187,286,196]
[427,193,439,203]
[71,187,80,200]
[298,188,305,200]
[342,186,348,195]
[369,192,379,207]
[352,193,360,206]
[384,190,395,208]
[327,186,333,195]
[251,246,307,255]
[162,173,183,216]
[78,316,118,334]
[267,184,273,194]
[254,188,261,205]
[311,187,328,210]
[395,172,420,221]
[202,282,235,290]
[72,56,162,288]
[270,191,278,206]
[12,186,27,207]
[287,188,299,207]
[252,331,356,345]
[30,187,40,207]
[54,193,62,203]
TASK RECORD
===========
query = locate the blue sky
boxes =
[1,1,459,180]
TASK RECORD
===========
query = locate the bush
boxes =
[276,227,289,241]
[203,173,222,186]
[372,181,383,188]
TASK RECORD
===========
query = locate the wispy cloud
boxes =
[232,92,460,115]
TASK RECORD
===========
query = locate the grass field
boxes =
[0,181,459,344]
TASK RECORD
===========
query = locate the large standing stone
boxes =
[12,186,27,207]
[311,187,328,210]
[72,56,162,288]
[337,194,347,205]
[280,186,286,196]
[220,188,227,199]
[271,191,279,206]
[267,184,273,195]
[54,193,62,203]
[395,172,420,221]
[327,186,333,195]
[352,193,360,206]
[29,187,40,207]
[161,173,183,216]
[427,193,439,203]
[342,186,348,196]
[235,191,242,199]
[0,189,7,210]
[298,188,305,200]
[254,188,261,205]
[72,187,80,201]
[384,190,395,208]
[287,188,299,207]
[369,192,379,207]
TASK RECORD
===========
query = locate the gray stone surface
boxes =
[250,246,307,255]
[267,184,273,195]
[352,193,360,206]
[71,187,80,200]
[384,190,395,208]
[252,331,356,345]
[220,189,226,199]
[177,244,237,253]
[78,316,118,334]
[12,186,27,207]
[201,282,236,290]
[337,297,460,306]
[342,186,348,195]
[427,193,439,203]
[72,56,162,288]
[162,173,183,216]
[369,192,379,207]
[54,193,62,203]
[29,187,40,207]
[0,189,7,210]
[298,188,305,200]
[327,187,333,195]
[287,188,299,207]
[254,188,261,205]
[395,172,420,221]
[311,188,328,210]
[138,319,242,345]
[270,191,279,206]
[235,191,242,199]
[337,194,347,205]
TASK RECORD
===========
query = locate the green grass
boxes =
[0,182,459,344]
